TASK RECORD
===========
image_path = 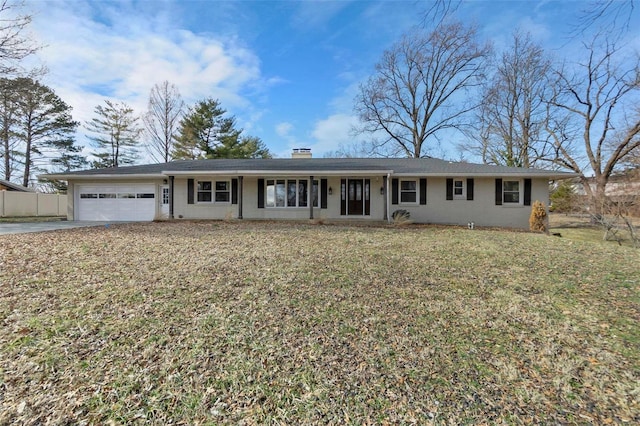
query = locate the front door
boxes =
[344,179,370,216]
[160,185,170,217]
[348,180,363,215]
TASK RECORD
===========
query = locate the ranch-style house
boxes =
[43,150,574,229]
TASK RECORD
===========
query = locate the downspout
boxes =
[309,175,314,219]
[386,173,392,224]
[238,176,243,219]
[383,175,388,222]
[169,175,174,219]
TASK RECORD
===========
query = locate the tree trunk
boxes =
[22,132,31,188]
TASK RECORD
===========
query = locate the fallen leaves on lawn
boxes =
[1,221,639,424]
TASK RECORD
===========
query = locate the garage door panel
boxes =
[78,183,156,221]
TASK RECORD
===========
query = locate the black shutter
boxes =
[495,178,503,205]
[187,178,194,204]
[340,179,346,215]
[419,178,427,205]
[391,178,399,205]
[365,179,371,215]
[524,178,532,206]
[257,179,264,208]
[321,179,328,209]
[467,178,474,201]
[231,179,238,204]
[446,178,453,200]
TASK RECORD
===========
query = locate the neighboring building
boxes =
[42,152,574,229]
[0,179,33,192]
[576,171,640,198]
[574,169,640,215]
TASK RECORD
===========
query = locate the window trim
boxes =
[196,180,231,204]
[502,179,523,206]
[399,179,418,204]
[453,178,466,200]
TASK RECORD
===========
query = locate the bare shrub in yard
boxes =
[593,199,639,247]
[391,209,412,226]
[529,200,548,233]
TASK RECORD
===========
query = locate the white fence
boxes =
[0,191,67,217]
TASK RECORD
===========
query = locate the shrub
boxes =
[391,209,412,225]
[529,200,548,233]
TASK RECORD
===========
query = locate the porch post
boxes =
[169,175,175,219]
[386,173,392,223]
[238,176,243,219]
[383,175,388,221]
[309,175,314,219]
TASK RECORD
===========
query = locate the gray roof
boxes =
[0,178,33,191]
[42,158,576,179]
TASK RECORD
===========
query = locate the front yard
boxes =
[1,221,638,424]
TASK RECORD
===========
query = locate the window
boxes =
[454,180,463,195]
[215,181,230,202]
[503,180,520,203]
[197,181,212,202]
[80,193,98,199]
[162,187,170,205]
[400,180,417,203]
[266,178,318,208]
[197,181,230,203]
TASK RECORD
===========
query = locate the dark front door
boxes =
[344,179,370,215]
[348,179,363,215]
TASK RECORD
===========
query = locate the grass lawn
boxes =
[1,221,638,424]
[549,213,639,248]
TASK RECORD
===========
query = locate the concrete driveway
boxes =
[0,221,118,235]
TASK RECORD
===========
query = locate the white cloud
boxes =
[27,1,266,160]
[307,113,361,156]
[275,122,294,138]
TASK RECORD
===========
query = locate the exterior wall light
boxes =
[328,187,333,195]
[380,187,385,195]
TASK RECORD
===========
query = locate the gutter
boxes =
[39,173,165,180]
[163,169,395,177]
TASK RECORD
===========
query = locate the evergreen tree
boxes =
[173,98,271,160]
[0,77,82,187]
[86,100,142,168]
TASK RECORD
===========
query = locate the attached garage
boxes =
[77,183,156,221]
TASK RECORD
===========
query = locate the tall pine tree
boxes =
[173,98,271,160]
[0,77,82,187]
[86,100,142,168]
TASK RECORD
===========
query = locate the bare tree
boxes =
[546,35,640,217]
[464,31,552,167]
[322,141,376,158]
[571,0,635,39]
[354,22,491,158]
[421,0,460,28]
[0,0,39,75]
[143,81,183,163]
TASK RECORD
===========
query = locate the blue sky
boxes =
[25,0,639,162]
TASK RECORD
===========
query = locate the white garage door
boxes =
[77,184,156,221]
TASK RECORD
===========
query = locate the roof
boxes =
[41,158,577,180]
[0,178,34,192]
